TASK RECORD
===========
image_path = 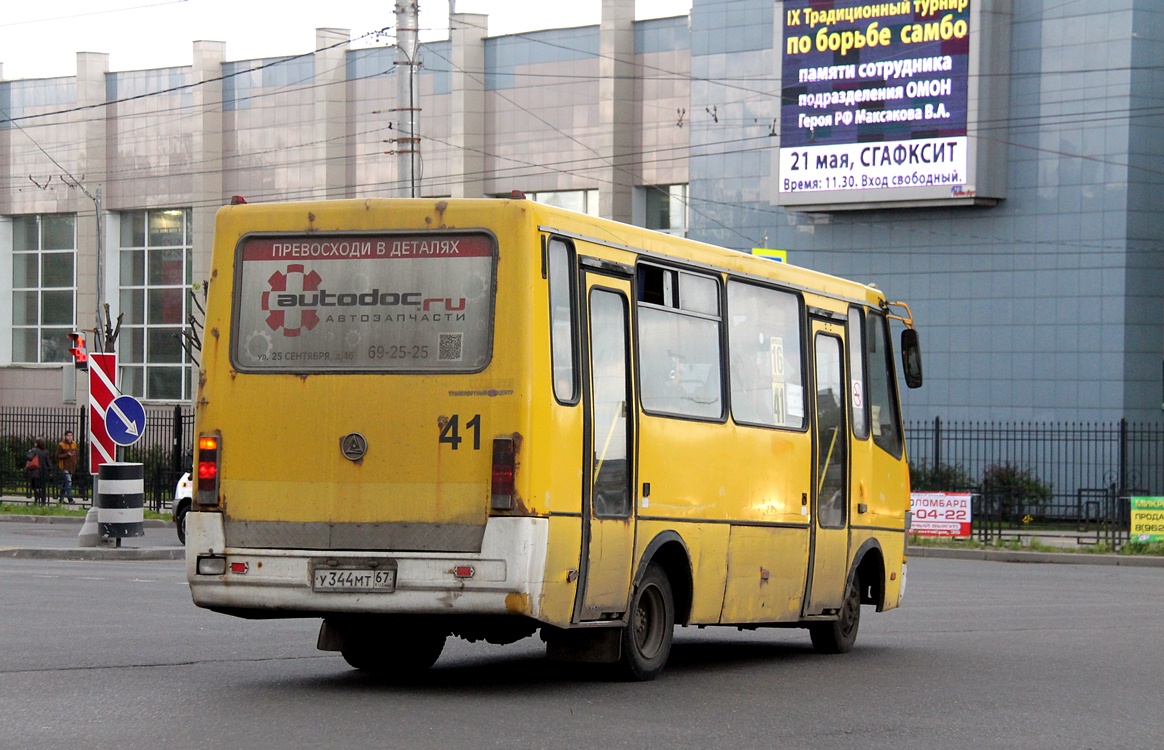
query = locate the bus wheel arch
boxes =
[633,532,693,626]
[852,539,887,611]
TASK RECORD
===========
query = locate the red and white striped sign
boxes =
[88,353,118,474]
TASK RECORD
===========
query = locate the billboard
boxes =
[910,492,972,537]
[777,0,1010,210]
[1129,497,1164,543]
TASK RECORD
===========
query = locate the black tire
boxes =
[174,502,189,545]
[339,623,446,677]
[619,562,675,681]
[809,573,861,654]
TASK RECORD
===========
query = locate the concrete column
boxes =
[449,13,488,199]
[598,0,635,223]
[191,40,225,296]
[314,28,350,200]
[0,63,9,215]
[75,52,109,341]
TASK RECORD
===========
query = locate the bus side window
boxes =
[726,281,805,429]
[548,238,577,403]
[847,307,868,440]
[637,264,723,420]
[866,311,903,458]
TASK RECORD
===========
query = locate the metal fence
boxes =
[0,405,194,511]
[5,409,1161,531]
[906,418,1164,540]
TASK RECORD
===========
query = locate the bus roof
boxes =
[216,197,886,309]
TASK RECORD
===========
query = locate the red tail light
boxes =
[491,438,515,510]
[196,434,221,506]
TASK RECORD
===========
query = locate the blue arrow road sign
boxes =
[106,395,146,447]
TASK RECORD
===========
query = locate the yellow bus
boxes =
[186,196,923,680]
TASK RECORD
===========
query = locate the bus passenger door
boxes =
[805,320,850,615]
[576,272,637,621]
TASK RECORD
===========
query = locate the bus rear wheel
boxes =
[338,620,447,677]
[809,573,861,654]
[619,563,675,681]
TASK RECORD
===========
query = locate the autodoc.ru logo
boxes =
[260,264,322,337]
[259,264,467,337]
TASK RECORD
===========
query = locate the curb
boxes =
[0,514,181,561]
[0,546,184,561]
[908,546,1164,567]
[0,514,172,528]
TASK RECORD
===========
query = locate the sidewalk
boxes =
[908,544,1164,567]
[2,500,1160,567]
[908,527,1164,567]
[0,514,184,561]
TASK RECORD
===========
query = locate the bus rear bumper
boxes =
[185,511,549,620]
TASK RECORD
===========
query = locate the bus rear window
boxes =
[231,232,496,372]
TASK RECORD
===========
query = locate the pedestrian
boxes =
[56,430,79,503]
[25,437,51,506]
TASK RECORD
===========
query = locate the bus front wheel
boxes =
[619,563,675,681]
[809,574,861,654]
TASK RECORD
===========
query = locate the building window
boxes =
[12,214,76,364]
[118,209,193,401]
[526,189,599,216]
[645,184,688,236]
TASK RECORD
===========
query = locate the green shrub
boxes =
[909,461,975,491]
[981,463,1052,505]
[1121,540,1164,556]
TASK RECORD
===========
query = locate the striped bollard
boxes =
[97,463,146,540]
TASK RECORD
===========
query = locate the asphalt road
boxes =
[2,556,1161,750]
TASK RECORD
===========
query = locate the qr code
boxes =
[438,333,463,361]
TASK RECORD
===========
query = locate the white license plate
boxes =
[312,568,396,592]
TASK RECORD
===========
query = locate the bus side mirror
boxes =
[901,328,923,389]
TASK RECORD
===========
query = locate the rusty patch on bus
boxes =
[505,592,531,615]
[506,491,532,516]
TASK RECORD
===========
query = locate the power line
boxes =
[0,0,188,28]
[2,4,1156,255]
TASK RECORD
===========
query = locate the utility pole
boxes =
[94,187,108,351]
[394,1,421,197]
[63,178,109,352]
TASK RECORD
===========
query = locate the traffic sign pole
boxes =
[88,353,118,475]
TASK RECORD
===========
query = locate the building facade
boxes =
[1,0,1161,423]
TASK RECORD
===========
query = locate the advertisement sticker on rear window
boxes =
[232,233,496,372]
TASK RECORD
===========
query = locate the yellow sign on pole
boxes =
[751,248,787,263]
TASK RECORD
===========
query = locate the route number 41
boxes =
[439,414,481,450]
